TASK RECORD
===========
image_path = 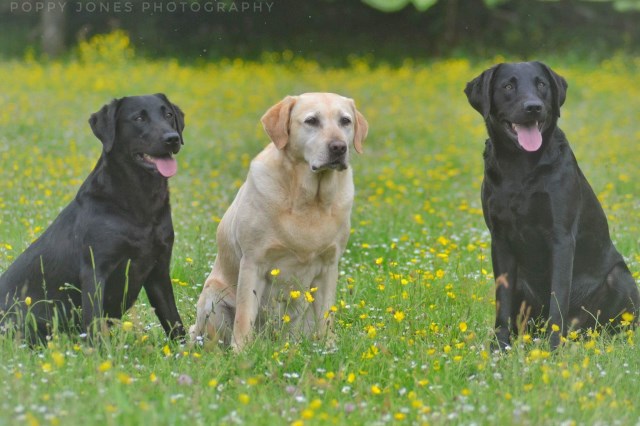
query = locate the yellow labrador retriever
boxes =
[190,93,368,351]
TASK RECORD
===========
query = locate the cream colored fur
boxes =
[190,93,368,351]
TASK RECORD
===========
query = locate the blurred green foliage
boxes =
[0,0,638,63]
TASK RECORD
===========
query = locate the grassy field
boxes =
[1,32,640,425]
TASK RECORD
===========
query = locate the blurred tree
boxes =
[361,0,438,12]
[0,0,638,61]
[362,0,640,12]
[616,0,640,11]
[41,1,65,57]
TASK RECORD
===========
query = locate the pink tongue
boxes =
[150,156,177,178]
[514,123,542,152]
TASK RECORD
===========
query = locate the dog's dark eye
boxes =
[504,84,513,90]
[304,116,319,126]
[165,112,174,119]
[134,115,144,122]
[339,116,352,126]
[537,81,546,89]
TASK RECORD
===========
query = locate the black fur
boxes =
[465,62,639,350]
[0,94,186,342]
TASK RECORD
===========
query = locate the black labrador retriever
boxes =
[465,61,639,350]
[0,94,186,342]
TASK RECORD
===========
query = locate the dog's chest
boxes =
[115,221,171,272]
[274,207,349,259]
[484,178,553,240]
[256,208,348,295]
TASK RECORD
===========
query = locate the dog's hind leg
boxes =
[577,263,640,331]
[603,263,640,323]
[191,280,235,347]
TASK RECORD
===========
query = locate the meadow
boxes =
[1,32,640,425]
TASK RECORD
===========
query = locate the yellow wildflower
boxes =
[98,361,112,372]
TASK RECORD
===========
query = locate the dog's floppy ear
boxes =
[464,64,500,119]
[154,93,186,145]
[536,62,568,118]
[89,98,120,153]
[261,96,297,149]
[350,99,369,154]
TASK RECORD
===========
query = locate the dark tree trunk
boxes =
[41,1,65,57]
[443,0,459,47]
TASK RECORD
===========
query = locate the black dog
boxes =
[0,94,186,342]
[465,62,639,350]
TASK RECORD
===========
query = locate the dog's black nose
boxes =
[163,132,180,145]
[524,101,543,113]
[329,140,347,155]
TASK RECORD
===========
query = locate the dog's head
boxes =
[261,92,368,172]
[89,94,185,178]
[465,61,567,153]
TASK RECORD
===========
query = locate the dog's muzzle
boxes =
[310,140,349,172]
[163,132,181,154]
[327,140,348,167]
[328,140,347,157]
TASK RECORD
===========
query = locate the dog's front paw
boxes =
[492,328,512,352]
[188,324,199,343]
[168,323,187,343]
[549,332,563,351]
[322,330,338,351]
[490,339,511,353]
[231,341,244,354]
[231,333,252,353]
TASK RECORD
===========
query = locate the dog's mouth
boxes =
[311,160,348,173]
[504,121,544,152]
[136,153,178,178]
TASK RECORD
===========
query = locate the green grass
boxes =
[1,36,640,424]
